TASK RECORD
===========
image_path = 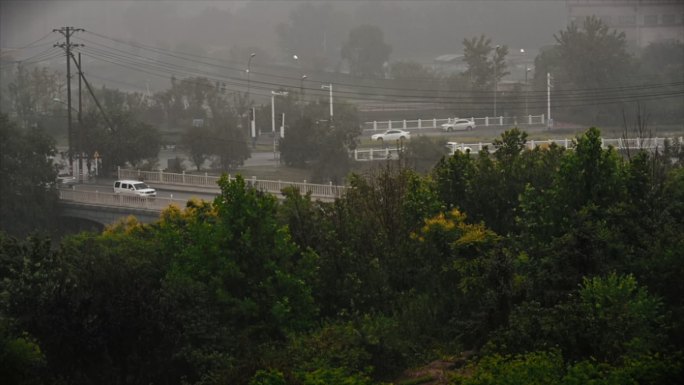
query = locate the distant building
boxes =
[566,0,684,50]
[432,54,467,74]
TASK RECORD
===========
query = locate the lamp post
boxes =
[321,83,333,120]
[525,66,531,116]
[300,74,307,106]
[271,90,288,160]
[246,53,256,144]
[293,54,306,102]
[520,48,530,117]
[246,52,255,100]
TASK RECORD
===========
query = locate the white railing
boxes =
[352,147,402,161]
[363,114,546,131]
[59,189,186,211]
[117,168,347,200]
[355,137,681,160]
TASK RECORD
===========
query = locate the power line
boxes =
[81,29,682,97]
[1,32,56,50]
[76,43,683,106]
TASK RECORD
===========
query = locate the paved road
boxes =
[71,180,219,203]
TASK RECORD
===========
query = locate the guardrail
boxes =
[363,114,546,131]
[117,168,347,200]
[59,188,186,211]
[355,137,681,160]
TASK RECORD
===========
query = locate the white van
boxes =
[113,180,157,197]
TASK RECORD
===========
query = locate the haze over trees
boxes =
[2,123,683,384]
[1,3,683,381]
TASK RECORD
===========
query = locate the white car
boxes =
[441,118,476,132]
[371,129,411,142]
[113,180,157,197]
[446,141,472,154]
[57,174,78,186]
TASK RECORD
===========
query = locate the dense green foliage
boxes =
[1,126,683,384]
[0,114,59,237]
[279,99,361,184]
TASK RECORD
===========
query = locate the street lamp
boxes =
[246,53,256,144]
[321,83,333,120]
[293,54,307,101]
[525,66,532,116]
[300,74,307,102]
[520,48,530,117]
[246,52,256,100]
[271,90,288,160]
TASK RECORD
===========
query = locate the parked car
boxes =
[446,141,472,154]
[371,129,411,142]
[441,118,475,132]
[113,180,157,197]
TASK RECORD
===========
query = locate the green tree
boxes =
[181,123,213,171]
[211,118,250,171]
[1,226,182,384]
[159,175,318,382]
[453,350,683,385]
[0,316,45,385]
[487,273,668,365]
[462,35,509,91]
[6,65,64,130]
[81,109,161,172]
[533,16,632,124]
[0,114,59,236]
[402,135,448,174]
[279,99,360,183]
[341,25,392,78]
[553,16,631,92]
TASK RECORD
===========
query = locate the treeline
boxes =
[2,128,684,384]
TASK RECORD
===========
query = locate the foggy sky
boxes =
[1,0,567,60]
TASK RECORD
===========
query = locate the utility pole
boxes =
[493,45,500,118]
[53,26,83,172]
[251,107,256,149]
[321,83,333,120]
[271,91,288,160]
[78,52,84,180]
[547,72,552,130]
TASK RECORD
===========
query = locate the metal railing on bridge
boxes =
[352,136,681,161]
[59,188,186,211]
[117,168,347,200]
[363,114,547,131]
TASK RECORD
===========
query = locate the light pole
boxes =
[271,91,288,160]
[321,83,333,120]
[525,66,531,116]
[520,48,530,117]
[293,54,306,102]
[300,74,307,108]
[246,52,255,100]
[246,52,256,145]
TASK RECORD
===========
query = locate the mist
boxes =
[1,0,566,64]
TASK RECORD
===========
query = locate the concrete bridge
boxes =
[57,189,186,226]
[57,173,347,226]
